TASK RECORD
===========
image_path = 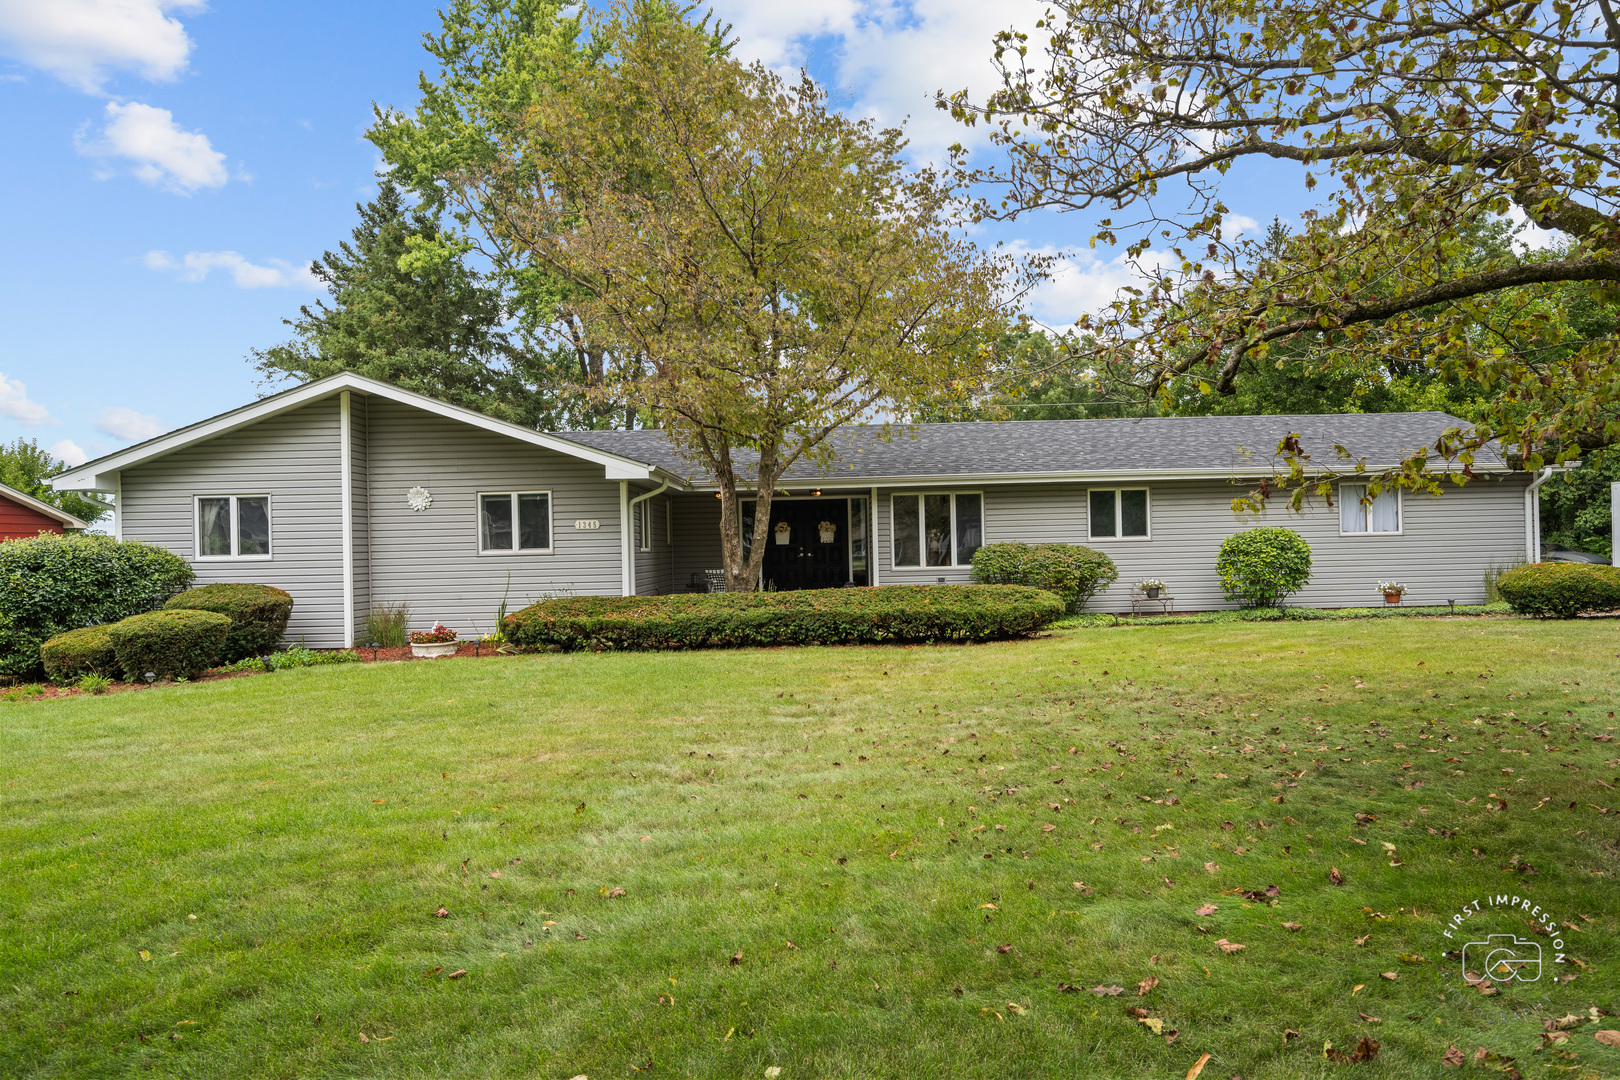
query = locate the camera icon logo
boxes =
[1462,934,1542,983]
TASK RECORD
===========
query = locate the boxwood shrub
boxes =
[1216,528,1313,607]
[970,543,1118,611]
[0,533,193,678]
[40,624,120,681]
[1496,561,1620,618]
[163,583,293,661]
[107,609,232,681]
[503,585,1066,651]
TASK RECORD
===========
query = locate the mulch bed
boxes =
[339,642,510,663]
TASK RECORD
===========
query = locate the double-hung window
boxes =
[479,491,552,553]
[635,500,652,552]
[891,493,983,567]
[1089,488,1150,539]
[196,496,271,559]
[1339,484,1400,534]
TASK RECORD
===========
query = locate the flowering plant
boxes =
[409,623,458,644]
[1377,581,1406,595]
[1137,578,1168,590]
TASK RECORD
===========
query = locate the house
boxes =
[0,482,89,540]
[49,372,1543,647]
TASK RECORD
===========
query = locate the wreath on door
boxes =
[817,521,836,544]
[774,521,791,545]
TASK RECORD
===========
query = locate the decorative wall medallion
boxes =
[817,520,837,544]
[774,521,792,545]
[406,486,433,512]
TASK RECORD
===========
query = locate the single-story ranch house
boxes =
[51,372,1546,647]
[0,481,88,540]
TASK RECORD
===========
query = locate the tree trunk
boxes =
[711,440,781,593]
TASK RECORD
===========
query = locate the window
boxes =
[635,499,652,552]
[891,493,983,567]
[195,496,271,559]
[1089,488,1150,539]
[479,492,551,553]
[1339,484,1400,534]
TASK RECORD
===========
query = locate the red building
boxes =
[0,482,88,541]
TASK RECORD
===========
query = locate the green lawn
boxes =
[2,619,1617,1079]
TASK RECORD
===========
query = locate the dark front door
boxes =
[761,499,848,590]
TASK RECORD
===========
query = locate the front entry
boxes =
[759,499,849,590]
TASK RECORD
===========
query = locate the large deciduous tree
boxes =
[480,6,1034,590]
[0,439,108,525]
[943,0,1620,498]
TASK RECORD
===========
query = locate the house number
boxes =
[574,519,601,530]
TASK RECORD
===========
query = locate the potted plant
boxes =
[408,623,459,658]
[1138,578,1167,599]
[1378,581,1406,604]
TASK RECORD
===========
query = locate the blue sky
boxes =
[0,0,1302,466]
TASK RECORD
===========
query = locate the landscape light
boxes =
[143,671,156,686]
[366,640,379,661]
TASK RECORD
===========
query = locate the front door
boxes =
[761,499,848,590]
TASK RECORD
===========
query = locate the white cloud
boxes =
[0,0,205,94]
[1505,204,1561,253]
[0,372,57,426]
[49,439,88,466]
[1009,241,1176,327]
[78,100,226,192]
[711,0,1043,162]
[144,249,319,289]
[96,405,163,441]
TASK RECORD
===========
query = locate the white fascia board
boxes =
[0,482,90,528]
[49,372,677,491]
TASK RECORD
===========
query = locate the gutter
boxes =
[623,480,669,596]
[1525,466,1555,563]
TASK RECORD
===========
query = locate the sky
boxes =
[0,0,1311,466]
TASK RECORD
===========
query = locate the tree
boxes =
[250,180,591,428]
[481,6,1034,590]
[942,0,1620,495]
[0,439,108,526]
[367,0,731,428]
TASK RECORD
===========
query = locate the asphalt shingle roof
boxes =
[556,412,1499,485]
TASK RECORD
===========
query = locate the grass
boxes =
[1,619,1617,1079]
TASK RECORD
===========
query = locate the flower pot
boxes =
[410,641,458,658]
[1146,587,1162,599]
[1383,592,1402,604]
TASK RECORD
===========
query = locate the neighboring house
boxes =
[0,482,88,540]
[50,372,1543,647]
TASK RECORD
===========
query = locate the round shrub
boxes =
[106,609,232,681]
[1496,561,1620,618]
[163,583,293,661]
[503,585,1066,651]
[0,532,193,678]
[971,543,1118,611]
[40,624,119,681]
[1216,528,1313,608]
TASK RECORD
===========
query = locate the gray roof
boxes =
[556,412,1501,486]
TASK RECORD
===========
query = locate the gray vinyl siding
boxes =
[875,477,1531,610]
[349,394,370,641]
[364,398,625,637]
[119,397,346,646]
[672,493,724,588]
[631,491,675,596]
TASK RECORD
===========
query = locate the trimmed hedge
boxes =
[503,585,1066,651]
[40,624,120,681]
[1216,528,1313,607]
[0,532,193,678]
[107,609,232,681]
[1496,561,1620,618]
[971,543,1118,611]
[163,583,293,661]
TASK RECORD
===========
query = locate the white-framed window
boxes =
[1088,488,1151,539]
[891,492,983,567]
[478,491,552,553]
[665,496,673,546]
[635,499,652,552]
[195,495,271,560]
[1339,484,1401,535]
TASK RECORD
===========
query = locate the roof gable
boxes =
[0,482,89,529]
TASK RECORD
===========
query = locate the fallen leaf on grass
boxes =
[1138,976,1159,996]
[1358,1012,1382,1023]
[1380,972,1397,980]
[1006,1002,1027,1015]
[1185,1051,1212,1079]
[433,907,449,919]
[1351,984,1365,995]
[1204,862,1220,873]
[1596,1030,1620,1047]
[447,969,466,979]
[1214,939,1245,953]
[421,967,442,978]
[1397,953,1427,964]
[1089,985,1124,996]
[1441,1044,1464,1066]
[358,1033,369,1043]
[1282,922,1302,931]
[138,950,151,962]
[765,1067,782,1078]
[1138,1016,1165,1035]
[1195,903,1219,916]
[1072,881,1094,895]
[1163,1029,1179,1045]
[1325,1036,1380,1063]
[1284,1029,1300,1042]
[602,886,625,898]
[786,940,798,950]
[1329,867,1344,886]
[1352,934,1370,946]
[730,952,743,965]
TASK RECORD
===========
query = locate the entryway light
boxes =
[812,488,821,496]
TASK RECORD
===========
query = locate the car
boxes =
[1541,544,1612,566]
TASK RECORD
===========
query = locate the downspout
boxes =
[112,472,122,542]
[339,390,354,647]
[626,480,670,596]
[870,485,879,586]
[620,481,631,596]
[1525,466,1554,563]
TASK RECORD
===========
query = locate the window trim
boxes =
[1337,483,1403,536]
[1087,487,1153,541]
[476,490,555,555]
[193,494,273,561]
[889,491,985,568]
[636,499,652,552]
